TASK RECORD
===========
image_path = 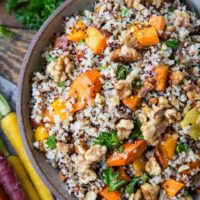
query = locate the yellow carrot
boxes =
[1,113,54,200]
[8,156,40,200]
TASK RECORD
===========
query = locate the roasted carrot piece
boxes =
[135,27,160,47]
[132,157,146,177]
[154,65,169,91]
[43,109,54,123]
[149,16,166,35]
[69,69,102,110]
[155,148,169,169]
[52,98,67,121]
[118,167,130,182]
[34,126,48,142]
[182,160,200,174]
[107,141,147,167]
[160,133,178,160]
[122,94,141,111]
[162,179,185,197]
[99,187,121,200]
[86,27,108,54]
[67,30,86,42]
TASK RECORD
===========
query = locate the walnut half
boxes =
[141,183,160,200]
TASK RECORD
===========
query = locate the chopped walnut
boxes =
[74,141,88,155]
[158,96,169,109]
[141,183,160,200]
[147,0,163,8]
[145,157,161,176]
[124,0,136,8]
[141,110,168,146]
[115,80,132,99]
[72,154,90,173]
[85,145,107,163]
[94,93,105,104]
[83,191,97,200]
[129,189,143,200]
[110,96,120,108]
[110,45,142,63]
[46,55,74,83]
[187,91,200,101]
[165,109,181,123]
[79,169,97,184]
[139,81,155,98]
[116,119,134,140]
[121,31,138,48]
[169,71,184,85]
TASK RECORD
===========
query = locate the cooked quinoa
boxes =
[30,0,200,199]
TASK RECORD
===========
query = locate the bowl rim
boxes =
[17,1,75,199]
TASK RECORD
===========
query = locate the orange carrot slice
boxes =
[99,187,120,200]
[107,141,147,166]
[149,16,166,35]
[122,94,141,111]
[162,179,185,197]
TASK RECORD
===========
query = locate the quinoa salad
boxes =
[30,0,200,199]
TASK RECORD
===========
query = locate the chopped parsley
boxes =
[121,6,129,17]
[57,81,65,87]
[166,40,179,50]
[102,167,125,192]
[116,66,130,80]
[46,55,57,64]
[97,65,108,71]
[125,174,148,195]
[117,145,125,153]
[176,143,188,153]
[93,131,120,149]
[131,119,144,140]
[46,135,57,149]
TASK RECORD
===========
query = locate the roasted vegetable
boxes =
[122,94,141,111]
[132,157,146,177]
[0,93,54,200]
[99,186,121,200]
[162,179,185,197]
[107,141,147,166]
[149,16,166,35]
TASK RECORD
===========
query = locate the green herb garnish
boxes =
[116,66,130,80]
[0,26,15,40]
[46,55,57,64]
[97,65,108,71]
[131,119,144,140]
[176,143,188,153]
[125,174,148,195]
[46,135,57,149]
[6,0,64,30]
[102,167,125,192]
[166,40,179,50]
[117,145,124,153]
[57,81,65,87]
[121,6,128,17]
[93,131,120,149]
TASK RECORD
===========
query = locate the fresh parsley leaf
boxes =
[46,55,57,63]
[121,6,128,17]
[6,0,28,13]
[57,81,65,87]
[46,135,57,149]
[117,145,124,153]
[116,66,130,80]
[93,131,120,149]
[132,79,142,90]
[176,143,188,153]
[0,26,15,40]
[125,174,148,195]
[97,65,108,71]
[131,119,144,140]
[166,40,179,50]
[102,167,125,192]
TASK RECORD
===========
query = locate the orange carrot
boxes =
[155,148,169,169]
[107,141,147,166]
[160,133,178,160]
[154,65,169,91]
[132,157,146,177]
[86,27,108,54]
[122,94,141,111]
[69,69,102,110]
[149,16,166,35]
[162,179,185,197]
[99,187,120,200]
[182,160,200,174]
[118,167,130,182]
[135,27,160,47]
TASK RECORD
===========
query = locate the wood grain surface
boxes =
[0,0,35,84]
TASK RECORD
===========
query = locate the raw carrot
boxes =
[1,113,54,200]
[99,186,121,200]
[122,94,141,111]
[0,138,40,200]
[0,152,27,200]
[135,27,160,47]
[149,16,166,35]
[107,141,147,166]
[154,64,169,91]
[86,27,108,54]
[162,179,185,197]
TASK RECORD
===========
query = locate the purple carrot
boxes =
[0,152,27,200]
